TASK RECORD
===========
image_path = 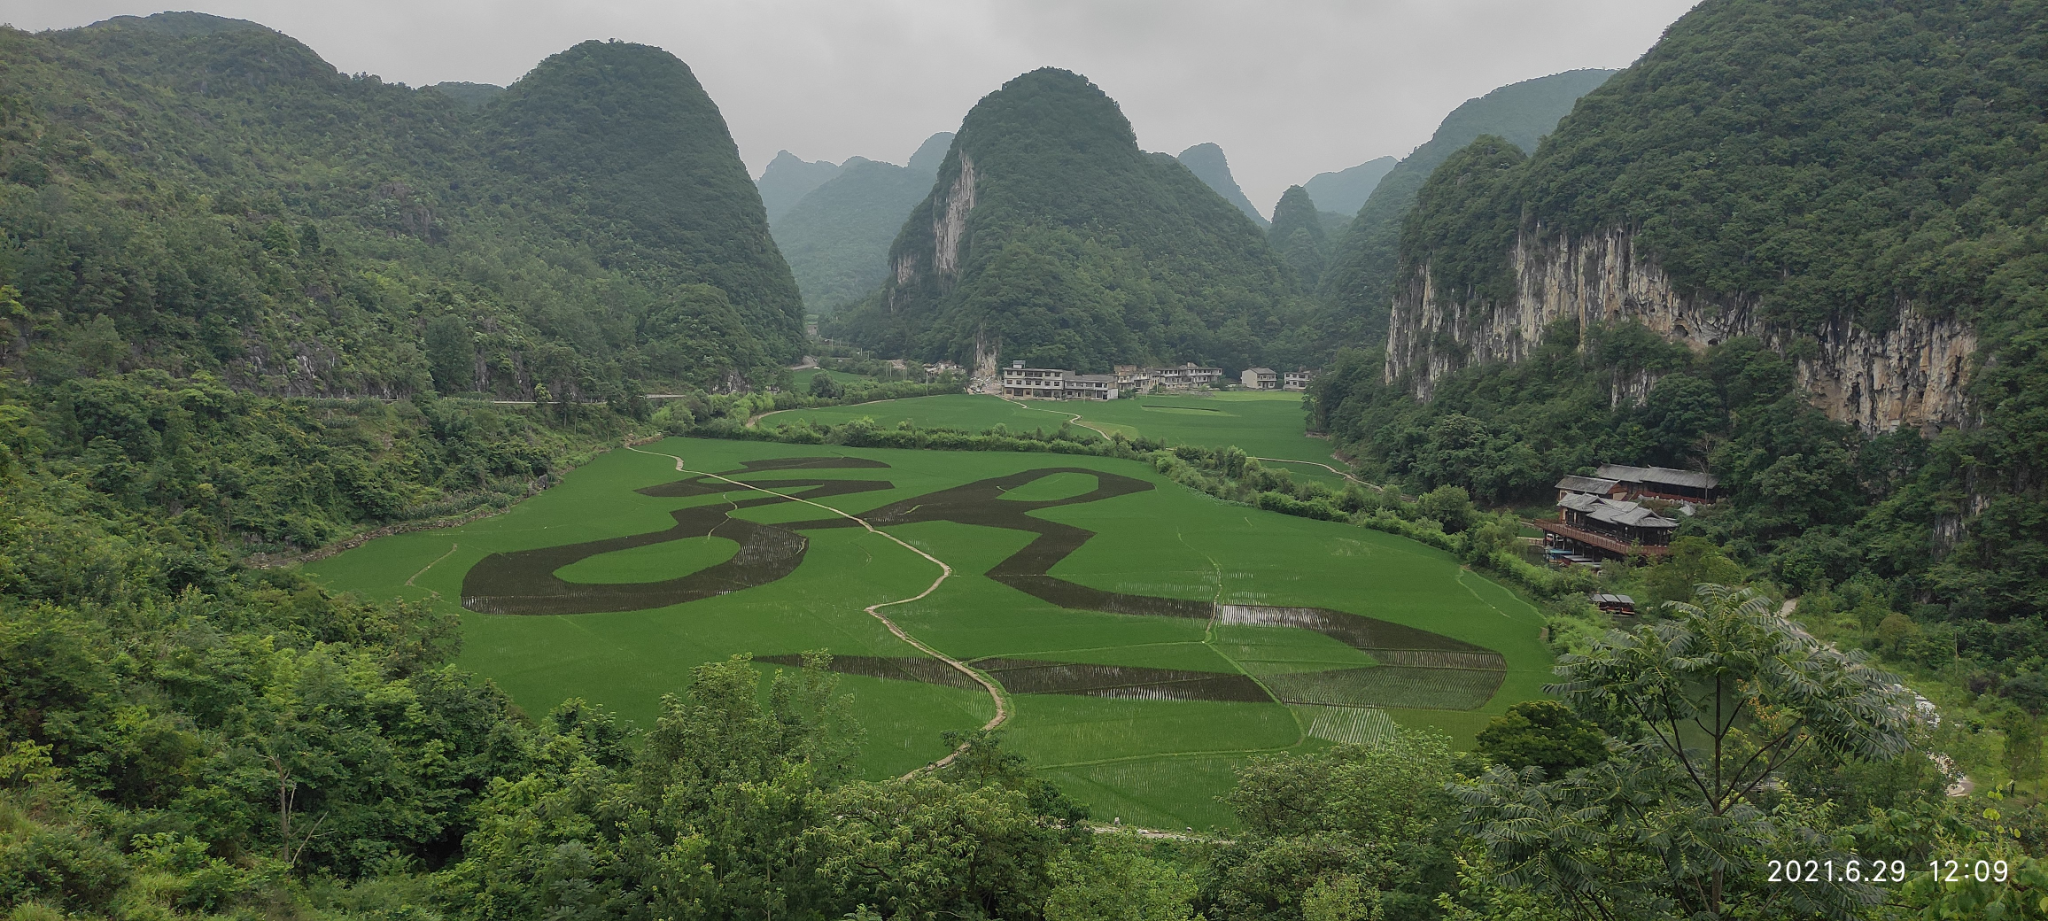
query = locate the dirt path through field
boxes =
[999,396,1118,439]
[748,397,901,428]
[624,442,1009,777]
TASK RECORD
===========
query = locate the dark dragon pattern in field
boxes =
[459,457,1504,709]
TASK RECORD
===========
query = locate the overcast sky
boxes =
[7,1,1699,213]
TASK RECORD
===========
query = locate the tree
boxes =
[1640,537,1743,607]
[808,372,843,399]
[424,315,473,395]
[1212,731,1460,921]
[1416,485,1474,533]
[1473,701,1606,776]
[1999,707,2043,786]
[1458,584,1914,920]
[1045,831,1199,921]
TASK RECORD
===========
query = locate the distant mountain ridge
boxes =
[757,151,844,222]
[1303,156,1396,217]
[0,13,800,395]
[771,132,956,313]
[824,69,1301,373]
[1176,143,1268,227]
[1305,68,1617,355]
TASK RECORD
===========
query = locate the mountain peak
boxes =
[758,150,843,221]
[82,11,277,38]
[1177,143,1267,227]
[826,69,1298,372]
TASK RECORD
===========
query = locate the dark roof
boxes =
[1558,494,1679,530]
[1591,593,1636,605]
[1595,464,1719,490]
[1556,475,1620,495]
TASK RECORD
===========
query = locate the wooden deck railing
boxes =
[1531,519,1669,557]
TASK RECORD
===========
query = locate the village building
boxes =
[1241,367,1279,390]
[1001,362,1068,399]
[1000,361,1120,401]
[1065,374,1118,400]
[1283,370,1314,390]
[1594,464,1720,503]
[1114,365,1156,394]
[1590,593,1638,615]
[1534,469,1701,562]
[1153,363,1223,390]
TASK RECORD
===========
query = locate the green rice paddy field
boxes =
[766,392,1354,483]
[309,437,1548,829]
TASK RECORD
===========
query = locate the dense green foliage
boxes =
[826,71,1305,372]
[1321,0,2048,673]
[1416,0,2047,334]
[2,366,2034,918]
[771,134,954,313]
[1301,156,1395,218]
[0,13,799,398]
[1303,69,1613,356]
[1307,312,2048,779]
[1383,0,2048,628]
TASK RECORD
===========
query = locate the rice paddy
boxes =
[766,391,1354,483]
[308,437,1550,830]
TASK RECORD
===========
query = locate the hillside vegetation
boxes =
[1303,69,1615,356]
[0,13,800,398]
[1268,186,1332,292]
[1312,0,2048,739]
[770,133,954,313]
[825,69,1304,373]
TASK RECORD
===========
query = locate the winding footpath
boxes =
[997,396,1118,439]
[624,443,1009,778]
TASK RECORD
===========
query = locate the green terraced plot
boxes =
[309,438,1548,830]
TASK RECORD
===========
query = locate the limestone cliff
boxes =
[1385,226,1977,433]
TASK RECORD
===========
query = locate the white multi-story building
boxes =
[1154,362,1222,390]
[1284,370,1314,390]
[1241,367,1279,390]
[1002,362,1067,398]
[1000,362,1120,400]
[1065,374,1118,400]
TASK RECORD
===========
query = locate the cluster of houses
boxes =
[997,361,1314,401]
[1534,464,1720,567]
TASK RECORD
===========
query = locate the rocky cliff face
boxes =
[1386,227,1977,433]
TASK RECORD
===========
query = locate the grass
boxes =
[309,437,1549,830]
[766,392,1351,483]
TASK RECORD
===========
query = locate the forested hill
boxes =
[0,13,800,398]
[770,132,955,314]
[1313,0,2048,622]
[1301,68,1615,355]
[823,69,1302,373]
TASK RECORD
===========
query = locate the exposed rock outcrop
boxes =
[932,152,976,280]
[1386,227,1976,433]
